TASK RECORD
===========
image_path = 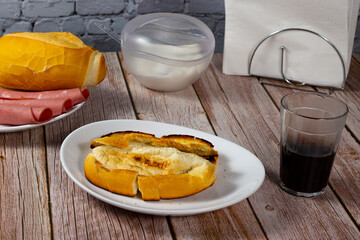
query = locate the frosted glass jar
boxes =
[121,13,215,91]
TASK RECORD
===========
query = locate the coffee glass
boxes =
[279,92,348,197]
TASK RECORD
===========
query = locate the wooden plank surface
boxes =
[45,52,172,240]
[0,129,51,239]
[193,54,360,239]
[1,52,359,239]
[118,53,266,239]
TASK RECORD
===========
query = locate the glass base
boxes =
[279,182,325,198]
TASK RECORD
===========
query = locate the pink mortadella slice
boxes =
[0,104,53,125]
[0,98,73,116]
[35,88,90,105]
[0,88,90,105]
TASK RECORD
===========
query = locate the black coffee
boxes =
[280,145,336,193]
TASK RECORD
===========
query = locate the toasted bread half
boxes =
[84,131,218,200]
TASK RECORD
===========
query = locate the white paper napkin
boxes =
[223,0,360,88]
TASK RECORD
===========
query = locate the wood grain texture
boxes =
[330,59,360,140]
[353,54,360,63]
[314,58,360,140]
[263,59,360,227]
[119,52,266,240]
[1,52,358,239]
[194,53,360,239]
[0,129,51,240]
[45,52,172,240]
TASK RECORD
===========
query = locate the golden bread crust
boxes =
[94,131,218,158]
[84,154,138,196]
[0,32,106,91]
[84,131,218,200]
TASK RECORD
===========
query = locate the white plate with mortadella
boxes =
[0,88,89,133]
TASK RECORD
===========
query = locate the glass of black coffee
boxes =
[280,92,348,197]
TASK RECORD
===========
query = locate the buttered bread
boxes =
[84,131,218,200]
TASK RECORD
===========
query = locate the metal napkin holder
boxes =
[248,28,346,94]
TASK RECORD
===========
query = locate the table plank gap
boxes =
[245,198,269,239]
[344,126,360,146]
[196,53,360,239]
[353,54,360,63]
[193,65,225,135]
[42,126,55,240]
[0,129,52,239]
[258,78,281,112]
[46,52,172,240]
[327,183,360,231]
[165,216,177,240]
[116,52,140,120]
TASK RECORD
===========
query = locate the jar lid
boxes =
[121,13,215,66]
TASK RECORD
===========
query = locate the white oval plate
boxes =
[60,119,265,216]
[0,102,85,133]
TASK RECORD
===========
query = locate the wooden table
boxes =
[1,53,359,239]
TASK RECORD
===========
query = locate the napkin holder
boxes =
[248,28,346,95]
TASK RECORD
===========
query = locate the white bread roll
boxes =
[84,131,218,200]
[0,32,106,91]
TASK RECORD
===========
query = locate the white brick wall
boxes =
[0,0,359,53]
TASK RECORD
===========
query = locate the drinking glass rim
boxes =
[280,92,349,120]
